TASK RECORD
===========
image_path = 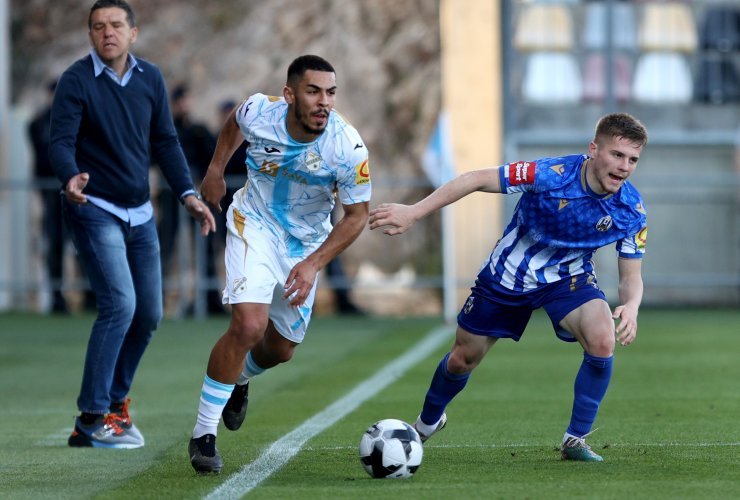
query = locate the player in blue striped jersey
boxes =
[369,113,648,461]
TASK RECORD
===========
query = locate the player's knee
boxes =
[228,316,268,348]
[584,329,615,357]
[273,344,294,364]
[447,348,479,375]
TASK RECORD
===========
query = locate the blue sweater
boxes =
[49,55,194,207]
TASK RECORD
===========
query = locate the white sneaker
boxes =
[413,413,447,443]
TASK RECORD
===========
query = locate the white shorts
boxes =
[222,204,317,343]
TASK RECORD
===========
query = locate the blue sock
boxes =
[420,353,470,425]
[567,352,614,437]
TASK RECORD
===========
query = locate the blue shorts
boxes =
[457,272,607,342]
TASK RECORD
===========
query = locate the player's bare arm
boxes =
[284,201,369,306]
[200,107,244,212]
[369,167,501,235]
[613,257,644,346]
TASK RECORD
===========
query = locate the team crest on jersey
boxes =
[507,161,536,186]
[463,296,475,314]
[354,159,370,185]
[595,215,613,232]
[636,226,648,250]
[305,151,323,172]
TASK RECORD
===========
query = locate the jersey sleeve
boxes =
[616,225,647,258]
[234,94,262,140]
[498,160,538,194]
[336,129,371,205]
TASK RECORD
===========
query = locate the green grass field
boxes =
[1,309,738,499]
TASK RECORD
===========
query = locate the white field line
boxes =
[205,324,453,500]
[301,442,740,451]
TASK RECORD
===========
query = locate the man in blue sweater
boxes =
[50,0,215,449]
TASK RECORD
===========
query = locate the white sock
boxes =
[237,351,266,385]
[414,414,440,436]
[563,431,581,443]
[192,375,234,438]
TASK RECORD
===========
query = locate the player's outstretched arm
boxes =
[613,257,644,346]
[368,167,501,235]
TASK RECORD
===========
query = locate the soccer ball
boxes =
[358,418,423,479]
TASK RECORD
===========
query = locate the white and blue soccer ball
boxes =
[358,418,423,479]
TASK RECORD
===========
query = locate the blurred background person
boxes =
[158,83,222,314]
[28,79,67,313]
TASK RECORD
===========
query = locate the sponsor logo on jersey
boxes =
[550,164,565,175]
[507,161,536,186]
[281,168,308,185]
[595,215,613,232]
[355,159,370,185]
[558,199,569,210]
[305,151,322,172]
[636,226,648,251]
[264,146,281,154]
[259,160,280,177]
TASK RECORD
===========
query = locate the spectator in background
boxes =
[735,125,740,203]
[158,83,223,313]
[326,206,365,315]
[28,79,68,314]
[49,0,215,449]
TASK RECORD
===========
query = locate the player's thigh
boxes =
[229,302,271,345]
[222,209,279,306]
[267,273,317,344]
[558,298,615,356]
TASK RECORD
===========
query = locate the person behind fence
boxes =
[187,54,371,473]
[28,79,69,314]
[369,112,648,462]
[158,83,223,314]
[49,0,215,449]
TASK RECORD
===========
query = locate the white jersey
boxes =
[232,93,371,257]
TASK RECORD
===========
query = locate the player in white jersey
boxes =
[188,55,371,473]
[369,113,648,462]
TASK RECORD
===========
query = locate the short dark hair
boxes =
[286,55,335,86]
[595,112,648,147]
[89,0,136,29]
[171,83,189,102]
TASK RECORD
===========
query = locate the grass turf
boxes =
[0,309,737,499]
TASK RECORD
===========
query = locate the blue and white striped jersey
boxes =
[484,154,647,292]
[232,93,371,256]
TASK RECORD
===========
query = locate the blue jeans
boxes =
[63,199,162,414]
